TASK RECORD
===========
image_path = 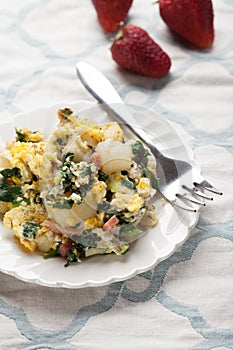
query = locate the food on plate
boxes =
[92,0,133,33]
[111,25,171,78]
[159,0,214,49]
[0,108,158,266]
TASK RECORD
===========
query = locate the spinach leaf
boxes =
[98,171,109,182]
[22,221,39,239]
[105,211,119,221]
[0,188,12,202]
[119,224,142,238]
[0,167,22,179]
[121,178,135,190]
[62,153,74,163]
[0,179,22,202]
[105,211,127,225]
[76,229,101,248]
[15,129,27,142]
[12,197,30,207]
[43,242,61,259]
[132,141,150,165]
[61,153,74,186]
[142,166,158,189]
[80,165,92,177]
[64,244,83,267]
[15,129,39,143]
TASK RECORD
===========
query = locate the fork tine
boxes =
[182,184,213,200]
[176,193,206,206]
[193,189,213,201]
[194,181,223,195]
[172,198,197,212]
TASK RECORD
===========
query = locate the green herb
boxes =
[79,174,95,193]
[98,171,109,182]
[43,242,61,259]
[0,167,22,179]
[43,249,59,259]
[12,197,30,207]
[75,186,86,199]
[65,251,79,267]
[47,198,74,209]
[15,129,27,142]
[58,108,73,120]
[105,211,119,221]
[0,178,22,202]
[142,166,158,189]
[132,141,150,165]
[62,153,74,163]
[105,211,126,225]
[121,178,135,190]
[15,129,39,143]
[76,229,101,248]
[80,165,92,177]
[22,221,39,239]
[64,244,83,267]
[119,224,142,238]
[61,153,74,186]
[120,245,129,254]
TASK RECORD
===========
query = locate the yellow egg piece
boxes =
[81,126,104,147]
[127,194,144,212]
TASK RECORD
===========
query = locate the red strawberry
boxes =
[159,0,214,49]
[92,0,133,33]
[111,25,171,78]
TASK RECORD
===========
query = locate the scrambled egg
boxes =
[91,181,107,199]
[10,141,45,181]
[0,109,158,263]
[85,212,104,229]
[81,126,104,147]
[6,129,45,183]
[4,204,47,252]
[136,178,152,197]
[0,202,11,217]
[1,128,52,253]
[111,193,144,212]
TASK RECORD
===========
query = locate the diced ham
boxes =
[59,240,73,258]
[90,152,101,170]
[103,215,119,230]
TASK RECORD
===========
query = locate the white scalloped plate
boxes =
[0,101,199,288]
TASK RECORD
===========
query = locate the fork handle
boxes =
[76,62,163,159]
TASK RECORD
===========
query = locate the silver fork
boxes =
[76,62,223,212]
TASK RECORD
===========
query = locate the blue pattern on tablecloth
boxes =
[0,218,232,349]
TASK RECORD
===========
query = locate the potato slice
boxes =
[96,140,132,175]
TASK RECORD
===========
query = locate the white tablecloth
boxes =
[0,0,232,349]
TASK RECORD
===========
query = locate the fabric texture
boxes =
[0,0,232,349]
